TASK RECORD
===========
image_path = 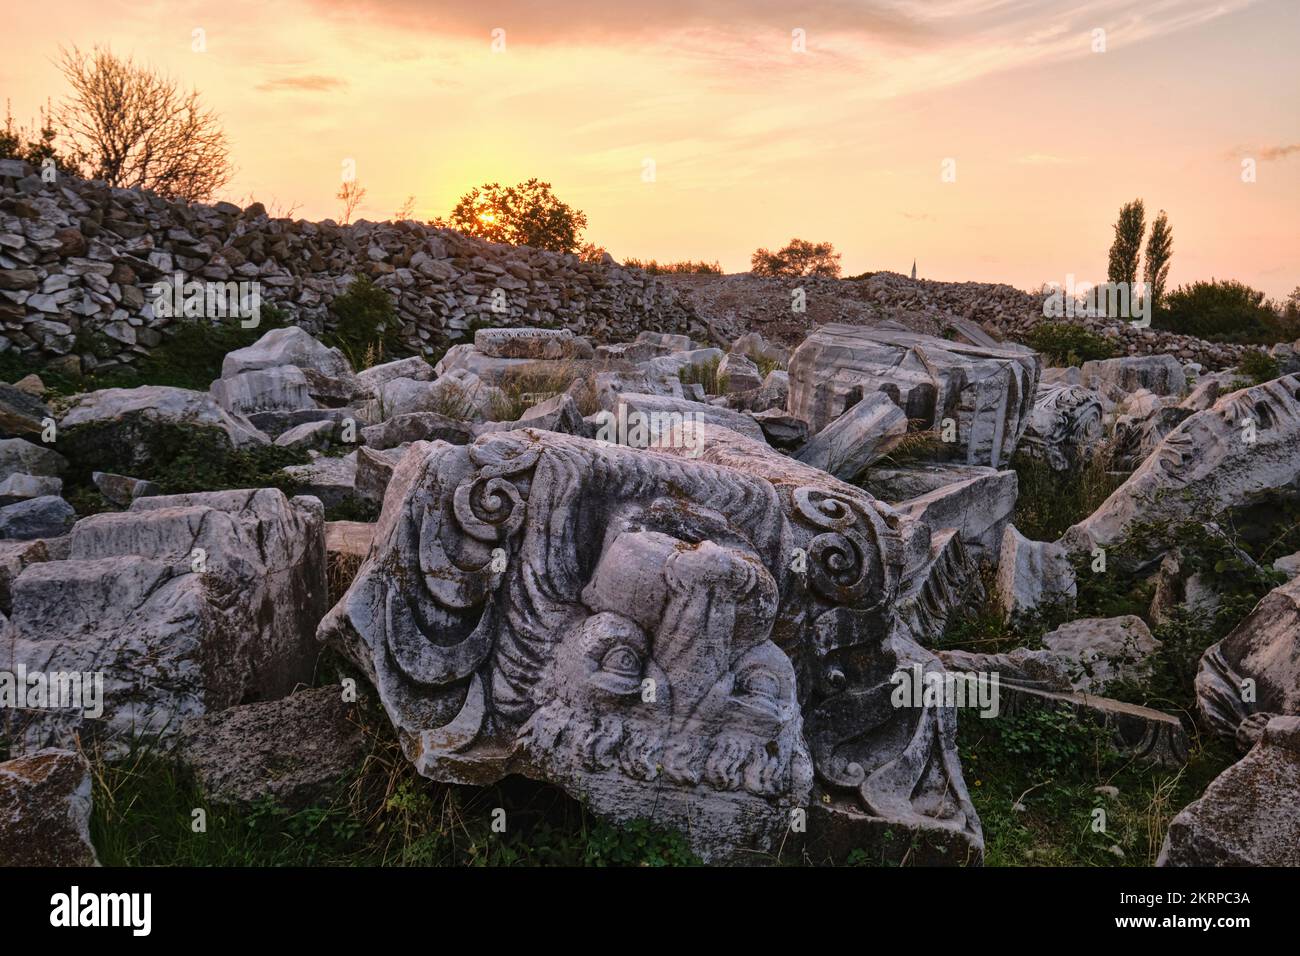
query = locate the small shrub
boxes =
[677,356,723,395]
[1236,349,1280,385]
[324,276,406,369]
[1022,322,1117,367]
[621,258,722,275]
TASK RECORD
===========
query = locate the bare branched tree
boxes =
[337,180,366,225]
[56,45,232,202]
[393,195,416,221]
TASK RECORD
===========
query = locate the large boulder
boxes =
[606,392,765,444]
[210,366,317,417]
[996,525,1076,622]
[0,749,98,866]
[1063,375,1300,565]
[320,428,982,864]
[787,324,1039,468]
[1158,716,1300,866]
[3,489,327,753]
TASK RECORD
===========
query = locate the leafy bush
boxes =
[1154,279,1298,344]
[323,276,406,369]
[1022,322,1117,367]
[1236,349,1280,385]
[443,179,588,254]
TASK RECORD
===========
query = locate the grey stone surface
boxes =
[0,749,98,866]
[282,454,356,509]
[176,686,367,808]
[91,472,160,507]
[1080,354,1186,398]
[1159,716,1300,866]
[0,438,66,480]
[1197,574,1300,743]
[3,489,326,753]
[996,524,1076,621]
[0,473,61,505]
[894,466,1017,563]
[319,428,982,863]
[1063,375,1300,565]
[0,495,74,540]
[221,325,352,380]
[1040,615,1161,694]
[361,411,473,449]
[794,391,907,480]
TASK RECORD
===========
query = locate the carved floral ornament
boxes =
[321,428,981,861]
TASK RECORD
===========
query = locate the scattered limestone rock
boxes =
[0,438,66,480]
[176,686,368,809]
[1159,716,1300,866]
[996,525,1076,622]
[0,495,74,540]
[91,472,160,508]
[0,473,62,506]
[1040,616,1161,694]
[794,391,907,481]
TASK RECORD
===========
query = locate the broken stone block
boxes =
[91,472,160,508]
[475,393,589,439]
[1040,615,1161,694]
[996,525,1076,622]
[355,355,433,394]
[221,325,352,380]
[0,473,61,505]
[274,419,337,451]
[176,686,367,809]
[1159,716,1300,866]
[786,324,1040,468]
[355,445,405,506]
[718,352,763,393]
[0,495,74,540]
[0,749,98,866]
[361,411,473,450]
[1080,354,1186,398]
[0,383,52,440]
[474,327,575,359]
[593,369,683,409]
[751,409,807,451]
[282,454,356,509]
[320,429,982,864]
[1063,375,1300,566]
[0,437,66,480]
[4,489,327,753]
[895,529,985,646]
[1019,383,1104,471]
[1197,574,1300,743]
[612,392,765,443]
[893,466,1017,563]
[210,366,317,416]
[794,391,907,480]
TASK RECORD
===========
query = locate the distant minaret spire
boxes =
[911,259,917,280]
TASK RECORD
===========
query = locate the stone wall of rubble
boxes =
[0,161,698,376]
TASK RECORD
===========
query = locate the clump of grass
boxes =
[677,356,723,395]
[1010,442,1123,541]
[1022,322,1118,367]
[488,360,586,421]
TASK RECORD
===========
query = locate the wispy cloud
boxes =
[1258,144,1300,162]
[256,74,347,92]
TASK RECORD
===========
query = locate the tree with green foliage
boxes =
[324,275,405,368]
[1143,210,1173,313]
[445,179,588,254]
[750,238,841,278]
[1106,199,1145,303]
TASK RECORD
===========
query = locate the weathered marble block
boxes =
[3,489,326,753]
[320,427,983,863]
[1019,383,1104,471]
[787,324,1039,468]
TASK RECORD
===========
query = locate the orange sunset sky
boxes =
[3,0,1297,297]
